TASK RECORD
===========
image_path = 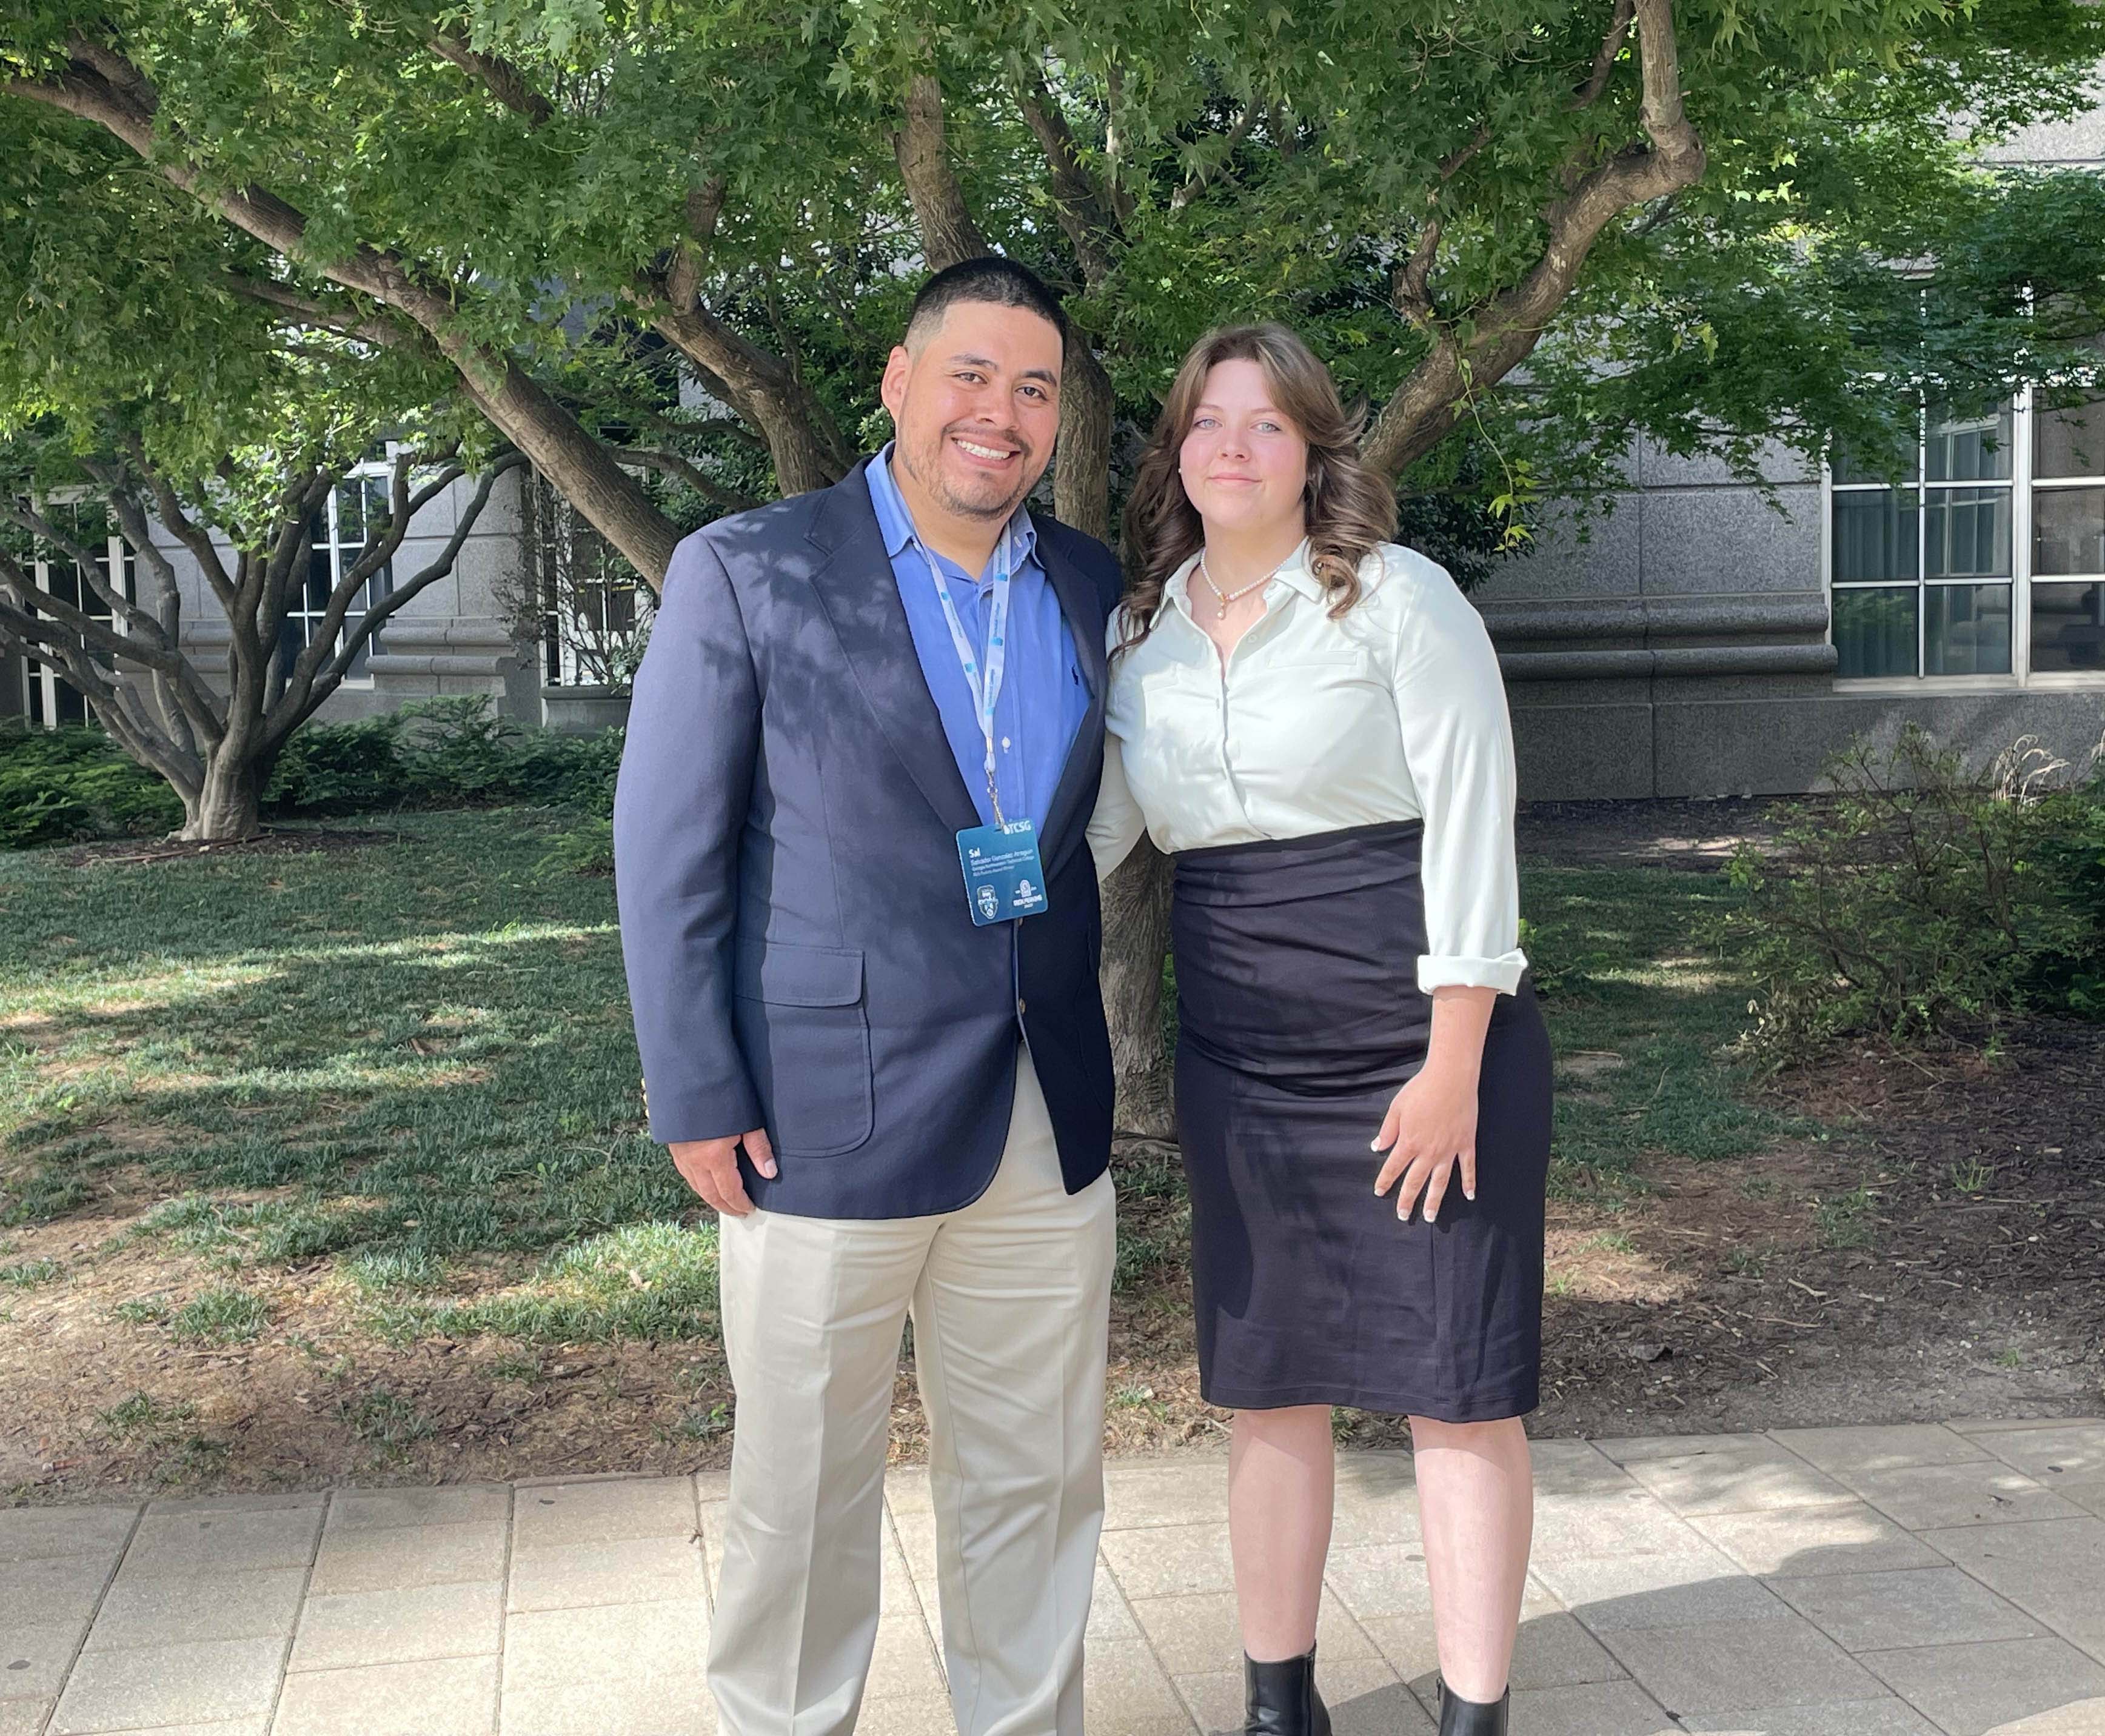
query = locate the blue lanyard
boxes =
[920,523,1019,827]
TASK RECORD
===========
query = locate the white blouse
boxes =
[1086,539,1530,995]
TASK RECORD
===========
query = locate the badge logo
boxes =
[1014,879,1039,905]
[976,884,1000,921]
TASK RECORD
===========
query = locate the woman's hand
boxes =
[1372,1061,1479,1223]
[1373,984,1496,1223]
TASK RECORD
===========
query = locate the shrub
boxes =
[263,714,410,813]
[264,697,620,820]
[6,699,623,849]
[1725,725,2104,1057]
[0,723,184,846]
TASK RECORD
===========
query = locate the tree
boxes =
[0,107,524,838]
[7,0,2103,1117]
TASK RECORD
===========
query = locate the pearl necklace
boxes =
[1196,555,1272,621]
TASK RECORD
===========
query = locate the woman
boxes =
[1088,325,1552,1736]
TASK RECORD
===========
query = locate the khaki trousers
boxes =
[708,1052,1116,1736]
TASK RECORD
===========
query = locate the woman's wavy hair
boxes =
[1117,323,1397,649]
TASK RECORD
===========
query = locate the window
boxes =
[16,499,136,728]
[526,473,654,687]
[286,471,393,685]
[1829,389,2105,684]
[2032,398,2105,673]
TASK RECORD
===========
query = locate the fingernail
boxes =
[1426,1208,1437,1222]
[1370,1138,1382,1151]
[1464,1187,1476,1200]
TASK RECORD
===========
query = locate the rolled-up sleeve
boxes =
[1389,558,1529,995]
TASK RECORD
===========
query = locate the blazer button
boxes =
[1016,997,1027,1018]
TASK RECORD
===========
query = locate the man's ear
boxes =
[878,345,912,424]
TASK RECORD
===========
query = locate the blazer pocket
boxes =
[731,942,874,1157]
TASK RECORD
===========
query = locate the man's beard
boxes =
[902,419,1037,522]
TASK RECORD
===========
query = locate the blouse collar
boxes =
[1161,536,1322,621]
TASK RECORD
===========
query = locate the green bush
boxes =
[263,696,620,821]
[262,713,409,813]
[2026,769,2105,1016]
[0,723,184,847]
[6,699,623,850]
[1725,725,2105,1056]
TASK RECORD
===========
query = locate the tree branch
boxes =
[426,27,555,128]
[1009,57,1120,289]
[269,453,529,739]
[6,41,680,582]
[1364,0,1705,478]
[612,447,759,513]
[895,73,989,271]
[0,496,166,649]
[1573,0,1638,109]
[663,178,726,315]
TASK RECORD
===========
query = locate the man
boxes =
[614,257,1122,1736]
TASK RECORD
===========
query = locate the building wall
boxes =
[1482,81,2105,798]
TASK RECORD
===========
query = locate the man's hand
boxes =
[669,1129,777,1217]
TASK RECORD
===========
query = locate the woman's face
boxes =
[1177,359,1310,542]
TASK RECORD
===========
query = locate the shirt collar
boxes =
[1163,536,1321,618]
[868,443,1039,576]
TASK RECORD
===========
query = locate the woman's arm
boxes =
[1086,729,1148,884]
[1390,554,1528,1009]
[1373,552,1528,1220]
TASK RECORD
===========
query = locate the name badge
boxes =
[957,820,1051,926]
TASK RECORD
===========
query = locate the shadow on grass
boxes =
[0,813,706,1345]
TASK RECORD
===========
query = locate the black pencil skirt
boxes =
[1171,821,1553,1421]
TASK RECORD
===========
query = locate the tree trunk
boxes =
[1101,836,1176,1138]
[1056,342,1114,541]
[178,751,264,842]
[1065,338,1176,1140]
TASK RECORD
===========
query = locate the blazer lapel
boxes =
[805,461,981,834]
[1036,532,1111,857]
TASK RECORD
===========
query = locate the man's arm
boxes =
[613,532,774,1209]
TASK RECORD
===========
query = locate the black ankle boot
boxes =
[1243,1646,1331,1736]
[1436,1678,1510,1735]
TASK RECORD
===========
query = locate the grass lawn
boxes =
[0,810,1805,1494]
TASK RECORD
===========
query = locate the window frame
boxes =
[1823,383,2105,692]
[289,456,398,690]
[15,492,137,730]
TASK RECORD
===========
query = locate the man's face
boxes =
[880,299,1063,524]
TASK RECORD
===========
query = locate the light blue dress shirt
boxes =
[867,444,1089,830]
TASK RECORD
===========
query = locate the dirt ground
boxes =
[3,799,2100,1501]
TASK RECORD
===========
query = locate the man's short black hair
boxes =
[904,256,1069,355]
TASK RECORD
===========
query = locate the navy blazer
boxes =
[613,459,1122,1218]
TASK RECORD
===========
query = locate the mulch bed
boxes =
[62,830,399,869]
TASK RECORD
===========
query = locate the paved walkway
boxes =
[3,1419,2104,1736]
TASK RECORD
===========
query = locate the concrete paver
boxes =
[1,1416,2103,1734]
[1679,1699,1941,1735]
[1687,1501,1947,1577]
[48,1634,284,1733]
[1769,1423,1992,1477]
[81,1567,304,1652]
[286,1580,504,1672]
[270,1655,501,1736]
[1863,1637,2105,1736]
[0,1507,138,1564]
[1767,1565,2045,1652]
[1836,1461,2083,1531]
[1924,1517,2105,1646]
